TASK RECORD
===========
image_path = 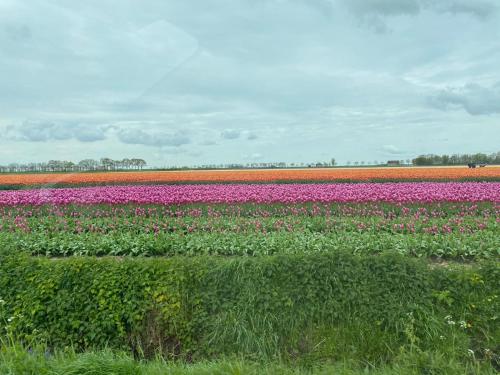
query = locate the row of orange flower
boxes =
[0,166,499,186]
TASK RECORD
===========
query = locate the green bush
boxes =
[0,252,498,365]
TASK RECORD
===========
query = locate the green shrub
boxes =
[0,252,498,365]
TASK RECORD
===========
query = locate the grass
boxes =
[0,343,497,375]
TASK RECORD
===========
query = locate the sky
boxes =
[1,0,499,167]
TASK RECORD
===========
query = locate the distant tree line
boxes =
[169,160,337,170]
[412,152,500,166]
[0,158,147,173]
[0,158,337,173]
[4,152,497,173]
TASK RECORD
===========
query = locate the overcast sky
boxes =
[1,0,499,167]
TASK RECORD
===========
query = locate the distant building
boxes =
[387,160,400,166]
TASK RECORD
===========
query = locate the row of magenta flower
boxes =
[0,182,499,206]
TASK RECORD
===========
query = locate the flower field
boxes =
[0,170,499,372]
[1,165,500,186]
[1,201,498,259]
[0,182,499,205]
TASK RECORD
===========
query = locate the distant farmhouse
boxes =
[387,160,400,166]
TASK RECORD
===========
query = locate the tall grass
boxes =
[0,343,497,375]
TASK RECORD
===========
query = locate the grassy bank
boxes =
[0,342,497,375]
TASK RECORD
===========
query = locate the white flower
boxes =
[459,320,467,329]
[444,315,456,325]
[7,317,14,322]
[467,349,474,356]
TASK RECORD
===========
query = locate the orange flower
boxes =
[0,166,499,186]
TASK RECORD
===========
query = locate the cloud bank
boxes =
[1,0,499,166]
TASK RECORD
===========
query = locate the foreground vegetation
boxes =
[1,252,498,367]
[1,342,497,375]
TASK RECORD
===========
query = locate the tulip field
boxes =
[1,198,499,259]
[0,165,499,187]
[0,181,499,205]
[0,168,499,373]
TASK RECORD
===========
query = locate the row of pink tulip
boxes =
[1,201,497,219]
[0,182,498,206]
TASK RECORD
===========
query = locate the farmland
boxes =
[1,201,498,259]
[0,167,499,373]
[0,165,500,187]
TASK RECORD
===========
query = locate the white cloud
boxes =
[340,0,420,17]
[116,128,191,147]
[338,0,497,33]
[430,0,497,19]
[5,121,108,143]
[340,0,496,19]
[380,144,406,155]
[221,129,241,140]
[429,82,500,115]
